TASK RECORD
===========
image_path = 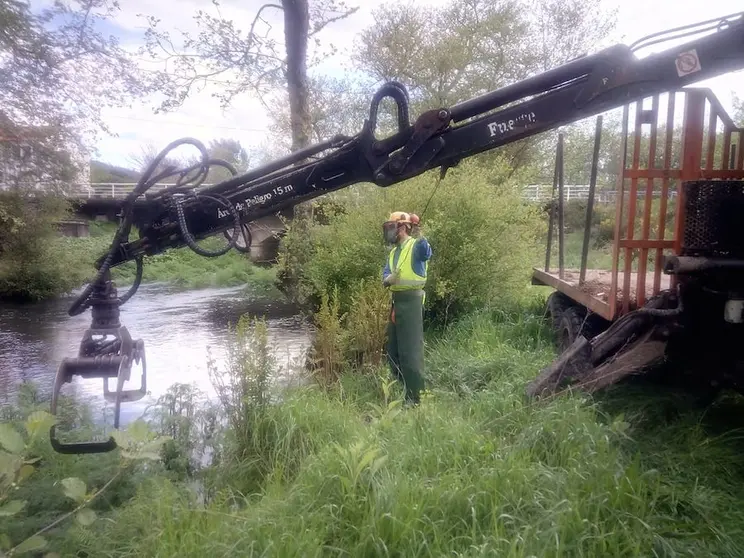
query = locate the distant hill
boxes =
[90,160,141,183]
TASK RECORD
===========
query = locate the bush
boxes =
[0,193,84,301]
[277,158,544,324]
[306,278,391,385]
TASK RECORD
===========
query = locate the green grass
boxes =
[54,220,282,298]
[44,294,744,558]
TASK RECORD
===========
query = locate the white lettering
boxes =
[216,184,296,219]
[487,112,537,138]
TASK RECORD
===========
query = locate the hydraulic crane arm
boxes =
[50,12,744,453]
[111,10,744,269]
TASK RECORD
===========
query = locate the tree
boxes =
[351,0,618,173]
[0,0,155,300]
[0,0,157,189]
[141,0,359,152]
[264,74,370,156]
[352,0,533,111]
[525,0,617,73]
[733,93,744,127]
[205,138,250,183]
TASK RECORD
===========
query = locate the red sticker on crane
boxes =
[675,49,701,77]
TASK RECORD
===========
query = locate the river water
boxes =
[0,283,313,427]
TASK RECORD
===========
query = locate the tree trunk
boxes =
[282,0,312,152]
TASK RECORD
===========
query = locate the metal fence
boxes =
[2,181,678,204]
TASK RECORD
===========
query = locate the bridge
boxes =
[67,182,668,204]
[6,181,667,263]
[46,182,288,264]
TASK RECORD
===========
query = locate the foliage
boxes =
[0,193,81,301]
[149,383,217,480]
[277,159,544,323]
[733,92,744,126]
[307,278,391,385]
[205,315,281,497]
[0,0,157,187]
[351,0,618,171]
[45,299,744,557]
[0,407,169,557]
[0,0,156,302]
[308,286,347,388]
[344,278,390,368]
[262,74,371,158]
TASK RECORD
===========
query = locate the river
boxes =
[0,283,313,427]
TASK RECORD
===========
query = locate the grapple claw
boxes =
[50,274,147,454]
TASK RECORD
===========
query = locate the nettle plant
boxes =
[0,412,169,557]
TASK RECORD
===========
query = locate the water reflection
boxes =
[0,283,312,427]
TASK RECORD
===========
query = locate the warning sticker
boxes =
[675,49,702,77]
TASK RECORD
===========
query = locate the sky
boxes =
[33,0,744,172]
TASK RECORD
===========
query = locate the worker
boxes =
[382,211,432,405]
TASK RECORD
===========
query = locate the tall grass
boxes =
[59,293,744,557]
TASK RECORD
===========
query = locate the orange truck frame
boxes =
[528,87,744,398]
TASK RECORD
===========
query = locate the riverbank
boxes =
[55,220,283,300]
[4,294,744,557]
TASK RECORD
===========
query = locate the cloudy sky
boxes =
[35,0,744,170]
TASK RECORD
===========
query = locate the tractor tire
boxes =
[546,292,573,329]
[557,306,586,353]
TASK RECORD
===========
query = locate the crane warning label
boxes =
[675,49,701,77]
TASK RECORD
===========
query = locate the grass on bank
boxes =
[9,294,743,558]
[54,220,282,298]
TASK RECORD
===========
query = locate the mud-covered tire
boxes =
[546,292,573,329]
[557,306,585,353]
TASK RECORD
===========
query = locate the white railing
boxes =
[66,183,220,199]
[2,181,678,204]
[523,184,678,203]
[523,184,619,202]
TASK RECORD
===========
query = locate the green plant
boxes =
[307,286,348,388]
[344,278,390,368]
[1,413,168,557]
[0,193,81,301]
[277,159,544,325]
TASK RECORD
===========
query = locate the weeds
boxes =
[5,268,744,555]
[36,297,744,558]
[307,286,347,388]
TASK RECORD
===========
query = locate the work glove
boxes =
[383,271,398,286]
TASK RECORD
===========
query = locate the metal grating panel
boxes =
[682,180,744,258]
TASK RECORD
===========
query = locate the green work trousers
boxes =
[386,289,425,404]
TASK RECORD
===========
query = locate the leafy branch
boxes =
[0,413,169,557]
[138,0,358,117]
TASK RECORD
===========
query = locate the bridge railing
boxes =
[3,181,677,205]
[68,183,220,199]
[73,183,628,202]
[523,184,678,204]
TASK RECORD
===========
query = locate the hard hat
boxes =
[386,211,412,224]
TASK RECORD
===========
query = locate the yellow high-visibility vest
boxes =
[388,237,427,291]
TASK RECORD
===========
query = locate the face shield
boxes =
[382,221,400,244]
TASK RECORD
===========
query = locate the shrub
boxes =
[0,192,83,301]
[344,278,389,368]
[306,278,391,385]
[277,158,544,324]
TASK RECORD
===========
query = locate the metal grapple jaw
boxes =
[50,278,147,454]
